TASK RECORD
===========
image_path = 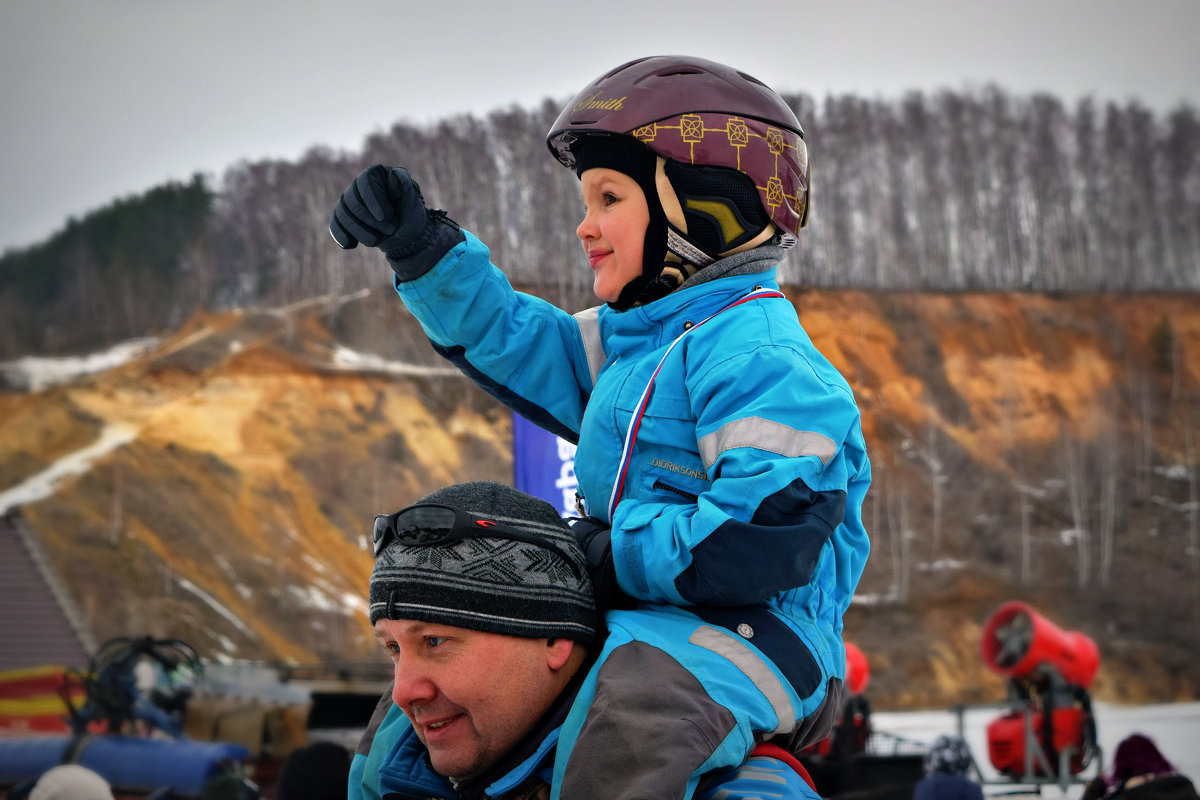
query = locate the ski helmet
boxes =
[547,56,809,309]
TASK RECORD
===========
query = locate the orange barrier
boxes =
[0,665,84,735]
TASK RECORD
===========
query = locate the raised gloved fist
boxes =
[329,165,428,254]
[329,165,465,281]
[568,516,637,612]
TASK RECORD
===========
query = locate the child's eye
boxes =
[603,192,619,206]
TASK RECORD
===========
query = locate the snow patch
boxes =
[286,582,360,614]
[0,423,139,515]
[301,553,328,574]
[1058,528,1083,545]
[918,559,967,572]
[0,337,158,392]
[176,577,254,638]
[1155,463,1191,481]
[851,592,901,606]
[330,345,461,377]
[343,592,368,616]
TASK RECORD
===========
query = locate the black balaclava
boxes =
[573,135,773,311]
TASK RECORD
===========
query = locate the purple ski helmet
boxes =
[547,55,810,237]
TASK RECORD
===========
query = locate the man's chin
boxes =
[429,749,482,784]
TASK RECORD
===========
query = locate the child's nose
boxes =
[576,209,598,241]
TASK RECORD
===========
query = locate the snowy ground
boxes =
[873,700,1200,795]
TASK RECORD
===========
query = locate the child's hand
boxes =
[329,165,427,252]
[329,165,464,280]
[568,517,637,612]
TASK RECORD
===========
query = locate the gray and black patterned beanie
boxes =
[369,481,598,642]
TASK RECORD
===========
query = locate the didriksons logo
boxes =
[573,92,627,113]
[650,458,708,482]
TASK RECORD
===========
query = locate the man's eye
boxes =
[426,636,447,649]
[383,642,400,655]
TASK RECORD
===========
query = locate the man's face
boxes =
[374,618,576,782]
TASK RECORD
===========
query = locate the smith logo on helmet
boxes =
[573,92,627,112]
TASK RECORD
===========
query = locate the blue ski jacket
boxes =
[389,230,871,795]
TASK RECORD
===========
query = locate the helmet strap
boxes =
[609,157,777,311]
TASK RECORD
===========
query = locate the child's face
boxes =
[577,168,650,303]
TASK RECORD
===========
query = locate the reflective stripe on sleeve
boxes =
[573,306,604,389]
[698,417,836,471]
[688,626,798,735]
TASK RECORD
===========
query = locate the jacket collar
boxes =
[600,250,782,355]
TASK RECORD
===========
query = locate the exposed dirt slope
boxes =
[2,287,1197,708]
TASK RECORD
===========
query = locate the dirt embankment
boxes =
[3,288,1198,708]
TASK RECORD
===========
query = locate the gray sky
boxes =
[2,0,1198,253]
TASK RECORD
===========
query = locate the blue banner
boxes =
[512,412,578,518]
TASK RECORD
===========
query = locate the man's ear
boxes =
[544,638,577,671]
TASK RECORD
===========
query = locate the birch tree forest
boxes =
[1,86,1198,356]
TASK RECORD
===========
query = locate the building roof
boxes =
[0,513,95,671]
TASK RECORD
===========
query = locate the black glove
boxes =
[568,516,637,612]
[329,165,464,281]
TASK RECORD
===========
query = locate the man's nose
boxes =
[391,658,436,708]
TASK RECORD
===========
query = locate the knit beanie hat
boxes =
[924,734,973,776]
[1112,733,1176,783]
[30,765,114,800]
[369,481,598,642]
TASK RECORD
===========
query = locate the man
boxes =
[353,481,818,799]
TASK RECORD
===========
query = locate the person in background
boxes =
[912,734,982,800]
[276,740,352,800]
[1083,733,1198,800]
[352,480,818,799]
[28,764,114,800]
[331,54,870,799]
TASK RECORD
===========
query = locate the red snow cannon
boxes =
[980,602,1098,778]
[981,601,1098,688]
[845,641,870,696]
[802,641,872,758]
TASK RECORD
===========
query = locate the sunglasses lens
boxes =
[395,506,457,543]
[373,514,392,556]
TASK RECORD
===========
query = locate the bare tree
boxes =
[1060,431,1091,588]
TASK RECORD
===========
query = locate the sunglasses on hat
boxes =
[373,503,582,579]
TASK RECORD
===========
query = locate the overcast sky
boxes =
[3,0,1198,253]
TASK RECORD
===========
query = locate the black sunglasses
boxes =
[372,504,582,579]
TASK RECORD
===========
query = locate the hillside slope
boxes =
[1,287,1197,709]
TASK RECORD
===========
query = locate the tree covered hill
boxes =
[2,86,1198,360]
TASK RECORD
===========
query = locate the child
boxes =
[332,55,871,799]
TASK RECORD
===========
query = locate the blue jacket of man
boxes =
[349,611,825,800]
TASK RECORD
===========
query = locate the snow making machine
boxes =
[976,600,1101,790]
